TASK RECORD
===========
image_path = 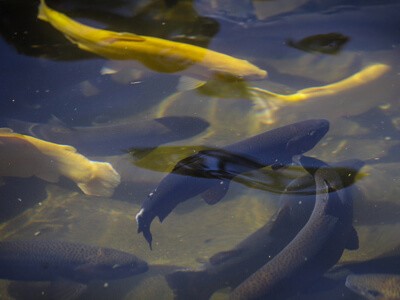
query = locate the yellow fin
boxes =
[37,0,49,22]
[102,32,146,44]
[177,76,206,91]
[59,145,78,153]
[0,128,14,134]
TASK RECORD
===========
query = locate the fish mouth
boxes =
[242,69,268,80]
[285,119,330,155]
[309,119,330,139]
[134,261,149,274]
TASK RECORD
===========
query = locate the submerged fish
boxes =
[0,239,148,298]
[287,33,349,55]
[6,116,210,156]
[345,274,400,300]
[0,128,120,196]
[156,63,390,126]
[230,156,359,300]
[165,158,363,300]
[37,0,267,80]
[249,63,390,103]
[136,119,329,249]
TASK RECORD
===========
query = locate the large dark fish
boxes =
[136,119,330,248]
[164,159,363,300]
[230,156,359,300]
[5,116,209,156]
[345,273,400,300]
[0,239,148,284]
[165,175,317,300]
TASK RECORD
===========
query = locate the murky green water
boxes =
[0,0,400,299]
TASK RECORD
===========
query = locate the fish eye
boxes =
[366,289,382,298]
[308,130,316,136]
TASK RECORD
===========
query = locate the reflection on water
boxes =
[0,0,400,299]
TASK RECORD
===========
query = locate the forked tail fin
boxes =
[37,0,49,22]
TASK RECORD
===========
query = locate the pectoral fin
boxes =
[209,249,243,265]
[201,179,230,205]
[0,128,14,134]
[345,226,359,250]
[49,280,87,300]
[177,76,206,91]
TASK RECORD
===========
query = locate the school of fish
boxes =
[0,1,397,300]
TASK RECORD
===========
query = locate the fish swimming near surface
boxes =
[0,239,148,298]
[286,32,349,55]
[136,119,330,249]
[0,128,120,196]
[345,274,400,300]
[5,116,210,156]
[37,0,267,80]
[165,158,363,300]
[230,156,359,300]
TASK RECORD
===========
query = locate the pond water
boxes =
[0,0,400,299]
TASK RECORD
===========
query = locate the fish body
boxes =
[0,128,120,196]
[37,0,266,80]
[136,119,329,248]
[165,158,363,300]
[0,239,148,282]
[230,156,359,300]
[165,174,317,300]
[345,274,400,300]
[6,116,210,156]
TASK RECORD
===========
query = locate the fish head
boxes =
[209,59,267,81]
[76,247,148,280]
[345,274,394,300]
[285,119,329,156]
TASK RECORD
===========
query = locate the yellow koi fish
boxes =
[0,128,120,197]
[37,0,267,80]
[247,63,390,124]
[156,63,390,126]
[249,63,390,102]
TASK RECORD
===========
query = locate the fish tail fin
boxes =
[248,87,284,125]
[37,0,50,22]
[165,270,217,300]
[135,209,154,250]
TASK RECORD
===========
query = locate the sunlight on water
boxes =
[0,0,399,299]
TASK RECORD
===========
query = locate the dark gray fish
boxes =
[345,274,400,300]
[287,32,349,54]
[230,156,359,300]
[333,244,400,277]
[307,244,400,300]
[165,175,316,300]
[165,159,363,300]
[136,119,330,248]
[0,239,148,297]
[5,116,209,156]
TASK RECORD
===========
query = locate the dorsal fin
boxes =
[0,128,14,134]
